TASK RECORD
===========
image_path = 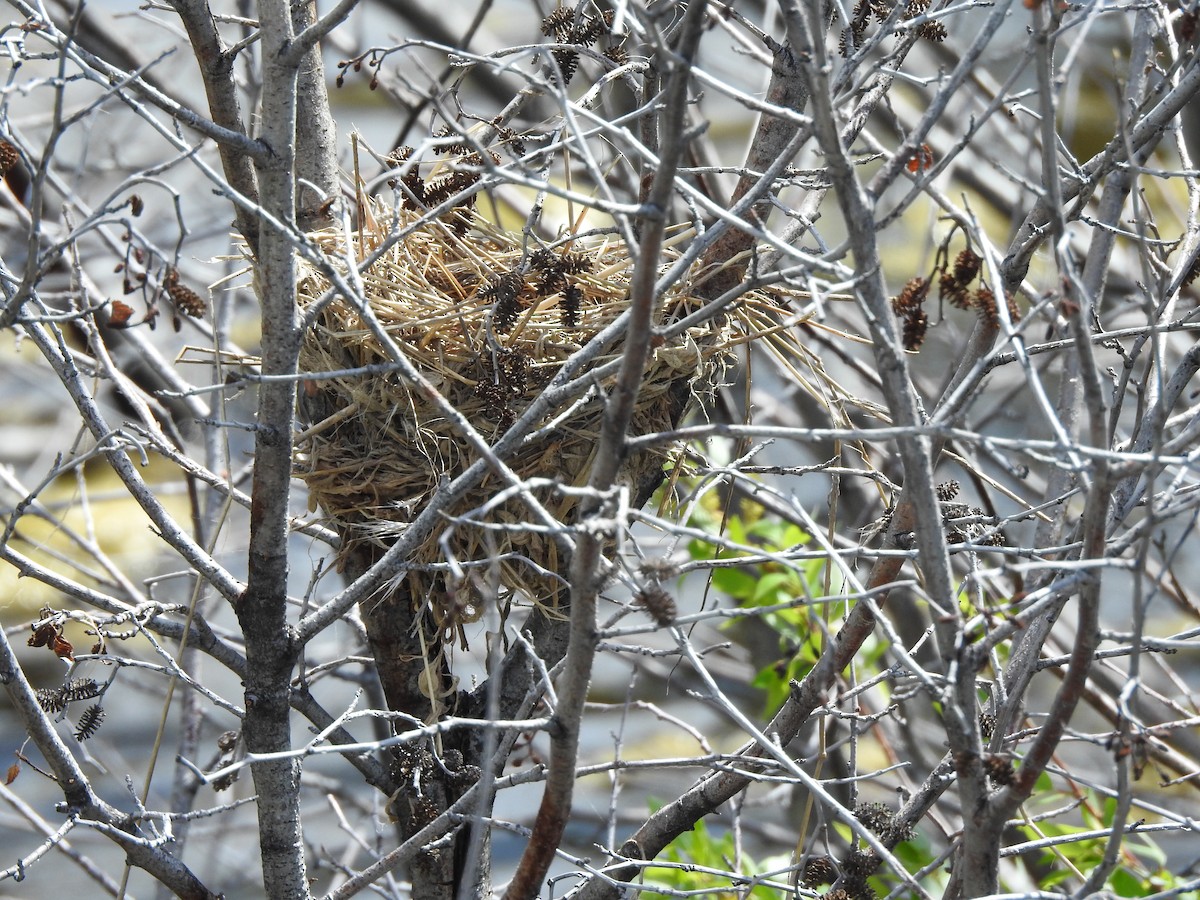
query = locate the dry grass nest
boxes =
[294,203,803,642]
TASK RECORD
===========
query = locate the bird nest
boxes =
[295,204,748,641]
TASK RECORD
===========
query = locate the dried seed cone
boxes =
[984,752,1015,785]
[974,286,998,323]
[168,281,208,317]
[74,703,106,741]
[901,308,928,350]
[0,140,18,175]
[891,276,929,315]
[1006,293,1022,323]
[541,8,573,39]
[952,248,982,285]
[802,856,837,887]
[635,584,677,626]
[294,204,730,639]
[937,480,960,501]
[939,271,971,309]
[918,20,948,42]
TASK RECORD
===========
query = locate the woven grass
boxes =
[295,204,752,641]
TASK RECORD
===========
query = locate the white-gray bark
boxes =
[3,3,1200,899]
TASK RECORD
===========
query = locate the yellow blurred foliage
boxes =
[1,455,192,622]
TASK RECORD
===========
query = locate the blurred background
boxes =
[3,0,1200,897]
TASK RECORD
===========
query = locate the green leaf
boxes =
[1041,867,1074,888]
[687,537,716,562]
[712,566,757,600]
[751,518,808,549]
[726,514,748,546]
[751,571,793,604]
[1130,833,1167,867]
[641,811,779,900]
[892,833,935,872]
[1110,866,1150,897]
